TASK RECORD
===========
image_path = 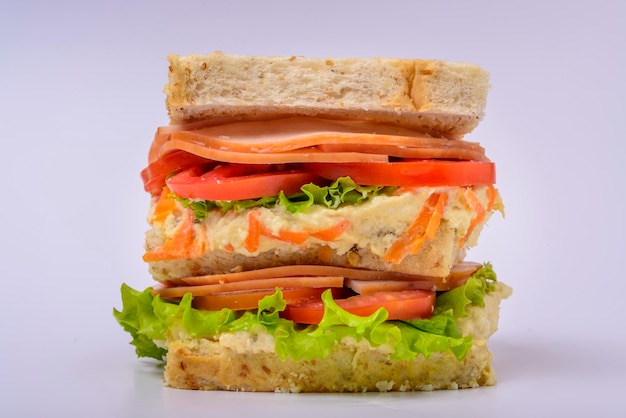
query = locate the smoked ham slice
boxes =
[148,117,487,164]
[346,262,481,294]
[153,275,344,298]
[159,138,388,164]
[166,264,476,287]
[154,262,482,300]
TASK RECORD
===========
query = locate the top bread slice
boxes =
[165,52,490,138]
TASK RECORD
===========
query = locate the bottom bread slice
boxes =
[165,336,495,392]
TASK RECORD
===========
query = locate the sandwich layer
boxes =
[144,185,503,282]
[162,282,511,392]
[165,52,490,138]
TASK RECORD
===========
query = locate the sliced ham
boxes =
[168,264,447,286]
[159,262,482,297]
[152,275,344,298]
[159,138,388,164]
[169,117,439,153]
[346,262,482,294]
[345,279,436,294]
[148,116,487,164]
[317,143,488,162]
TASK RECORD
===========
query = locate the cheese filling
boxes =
[146,185,502,264]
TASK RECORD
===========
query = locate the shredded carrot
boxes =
[194,222,210,256]
[308,219,350,241]
[485,184,497,212]
[409,193,448,254]
[244,212,351,251]
[150,187,177,225]
[143,211,197,262]
[459,187,486,248]
[260,219,351,246]
[383,192,447,264]
[262,226,309,245]
[244,210,262,252]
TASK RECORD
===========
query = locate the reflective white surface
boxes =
[2,0,625,416]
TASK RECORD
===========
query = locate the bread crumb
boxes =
[375,381,395,392]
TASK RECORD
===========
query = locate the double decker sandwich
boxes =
[115,51,512,392]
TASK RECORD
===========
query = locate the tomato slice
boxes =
[303,160,495,187]
[141,150,214,195]
[282,289,435,324]
[192,287,343,311]
[166,164,326,201]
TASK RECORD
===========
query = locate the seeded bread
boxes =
[165,52,490,138]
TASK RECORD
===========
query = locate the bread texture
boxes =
[165,52,490,138]
[165,338,494,392]
[163,283,511,392]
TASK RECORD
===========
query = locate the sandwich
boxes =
[114,52,512,392]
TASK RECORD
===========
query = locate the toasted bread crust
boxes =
[165,338,495,392]
[165,52,490,138]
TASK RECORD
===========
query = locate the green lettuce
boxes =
[113,263,498,363]
[434,262,497,317]
[113,284,168,360]
[173,176,395,220]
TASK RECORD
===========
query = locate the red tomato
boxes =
[302,160,495,187]
[141,150,214,195]
[282,289,435,324]
[166,164,326,201]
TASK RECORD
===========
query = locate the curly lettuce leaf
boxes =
[434,262,497,317]
[113,285,167,361]
[284,177,396,213]
[400,311,472,360]
[173,176,395,220]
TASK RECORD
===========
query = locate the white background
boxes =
[1,0,624,416]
